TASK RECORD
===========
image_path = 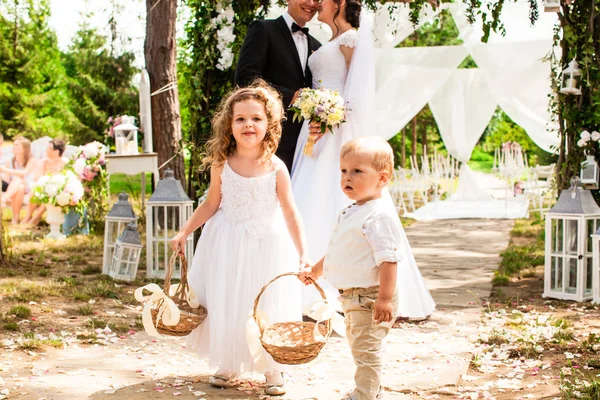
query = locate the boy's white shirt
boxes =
[323,197,403,290]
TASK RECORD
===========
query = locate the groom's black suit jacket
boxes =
[235,16,321,172]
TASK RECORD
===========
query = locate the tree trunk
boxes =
[144,0,185,184]
[411,116,417,167]
[400,127,406,168]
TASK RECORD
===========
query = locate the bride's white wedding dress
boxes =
[291,19,435,318]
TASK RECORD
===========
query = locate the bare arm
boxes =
[373,261,397,323]
[275,164,309,267]
[170,165,223,252]
[340,45,354,67]
[299,256,324,284]
[1,158,37,178]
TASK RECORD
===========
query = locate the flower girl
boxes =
[171,81,308,396]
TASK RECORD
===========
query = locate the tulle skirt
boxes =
[186,209,302,374]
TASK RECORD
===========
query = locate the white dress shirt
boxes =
[282,12,308,73]
[323,198,403,290]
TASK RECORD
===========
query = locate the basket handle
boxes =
[164,250,190,303]
[252,272,332,337]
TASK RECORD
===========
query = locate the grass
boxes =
[494,214,545,283]
[3,322,19,331]
[77,305,94,316]
[8,305,31,319]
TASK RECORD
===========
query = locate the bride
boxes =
[291,0,435,319]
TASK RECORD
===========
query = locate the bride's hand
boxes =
[309,122,324,143]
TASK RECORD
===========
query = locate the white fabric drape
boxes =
[428,69,497,201]
[375,46,469,140]
[467,41,559,152]
[429,69,497,163]
[372,3,440,49]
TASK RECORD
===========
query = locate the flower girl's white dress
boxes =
[187,160,302,374]
[292,27,435,319]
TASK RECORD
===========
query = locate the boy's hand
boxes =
[298,267,319,286]
[373,298,394,324]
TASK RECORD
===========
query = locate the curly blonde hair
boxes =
[201,80,285,170]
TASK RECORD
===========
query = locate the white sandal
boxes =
[265,372,286,396]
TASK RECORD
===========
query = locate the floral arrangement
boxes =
[211,2,235,71]
[70,141,107,183]
[290,88,347,156]
[577,129,600,148]
[31,170,85,213]
[66,141,109,229]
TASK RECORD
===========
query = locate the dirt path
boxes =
[0,219,513,400]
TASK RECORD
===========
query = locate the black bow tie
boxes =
[292,22,309,36]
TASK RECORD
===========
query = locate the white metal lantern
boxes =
[592,228,600,303]
[543,0,560,12]
[108,222,142,282]
[146,169,193,279]
[544,178,600,302]
[559,58,582,95]
[113,115,139,155]
[581,155,600,189]
[103,192,136,274]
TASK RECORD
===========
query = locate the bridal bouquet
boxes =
[31,170,85,213]
[290,88,347,156]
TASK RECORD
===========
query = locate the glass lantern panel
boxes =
[588,219,595,254]
[120,248,132,275]
[166,206,181,238]
[552,219,564,253]
[153,207,165,239]
[586,256,593,293]
[566,257,578,294]
[566,219,578,255]
[551,256,562,290]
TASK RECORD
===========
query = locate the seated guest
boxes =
[22,139,68,226]
[0,137,37,224]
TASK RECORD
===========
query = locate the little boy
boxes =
[300,136,401,400]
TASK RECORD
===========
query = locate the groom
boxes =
[235,0,322,172]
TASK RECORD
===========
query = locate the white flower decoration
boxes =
[578,138,589,148]
[592,131,600,142]
[580,130,591,140]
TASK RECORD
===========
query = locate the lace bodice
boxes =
[220,161,279,223]
[308,29,358,91]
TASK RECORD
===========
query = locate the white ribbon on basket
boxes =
[134,283,201,337]
[303,299,346,340]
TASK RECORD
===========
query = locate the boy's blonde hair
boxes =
[202,79,285,170]
[340,137,394,175]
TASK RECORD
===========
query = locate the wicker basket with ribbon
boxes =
[252,272,332,365]
[135,251,207,337]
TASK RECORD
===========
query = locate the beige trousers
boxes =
[339,286,399,400]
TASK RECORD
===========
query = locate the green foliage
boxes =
[0,1,138,143]
[182,0,271,198]
[62,26,138,145]
[0,0,74,138]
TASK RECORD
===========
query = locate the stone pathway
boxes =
[0,219,513,400]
